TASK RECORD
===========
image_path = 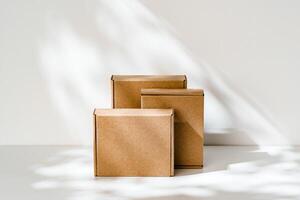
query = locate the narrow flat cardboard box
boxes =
[93,108,174,177]
[141,89,204,169]
[111,75,187,108]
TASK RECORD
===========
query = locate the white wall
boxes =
[1,0,300,145]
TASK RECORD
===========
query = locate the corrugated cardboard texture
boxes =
[141,89,204,169]
[94,109,174,177]
[111,75,187,108]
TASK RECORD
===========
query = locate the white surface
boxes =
[1,146,300,200]
[1,0,300,145]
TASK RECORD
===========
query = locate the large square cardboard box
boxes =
[141,89,204,168]
[111,75,187,108]
[93,108,174,176]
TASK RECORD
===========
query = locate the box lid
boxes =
[111,75,186,81]
[141,89,204,96]
[94,108,174,116]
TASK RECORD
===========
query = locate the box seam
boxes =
[93,112,98,176]
[111,76,115,108]
[184,75,187,88]
[170,113,174,176]
[141,94,203,97]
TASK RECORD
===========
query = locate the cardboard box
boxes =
[93,108,174,176]
[141,89,204,168]
[111,75,187,108]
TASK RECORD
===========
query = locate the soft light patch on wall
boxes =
[38,0,288,145]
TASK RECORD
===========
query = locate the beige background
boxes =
[0,0,299,145]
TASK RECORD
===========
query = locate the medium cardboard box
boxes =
[111,75,187,108]
[141,89,204,169]
[93,108,174,176]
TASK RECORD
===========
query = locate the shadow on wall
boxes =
[0,0,287,145]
